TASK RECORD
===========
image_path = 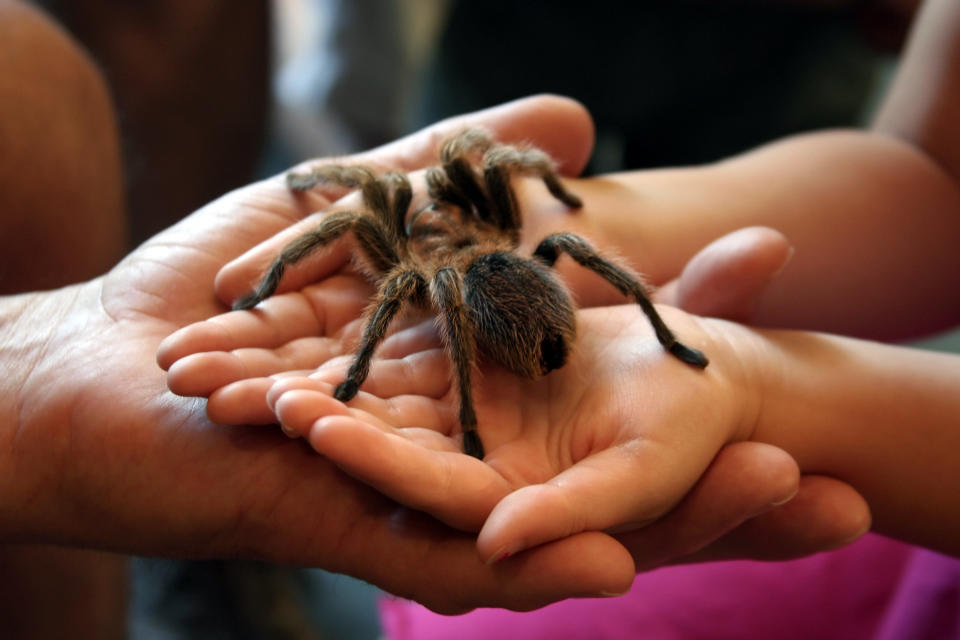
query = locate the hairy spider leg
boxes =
[440,128,495,161]
[481,162,522,236]
[437,129,497,220]
[483,146,583,211]
[432,129,583,234]
[442,157,492,221]
[286,164,407,243]
[382,172,413,240]
[533,233,709,368]
[333,269,428,401]
[232,211,399,310]
[425,165,475,215]
[479,146,584,239]
[431,267,485,459]
[441,128,526,232]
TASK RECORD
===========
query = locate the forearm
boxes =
[567,130,960,339]
[747,327,960,554]
[874,0,960,181]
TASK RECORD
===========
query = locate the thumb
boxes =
[657,226,793,322]
[358,93,595,177]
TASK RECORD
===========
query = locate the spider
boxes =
[234,128,708,459]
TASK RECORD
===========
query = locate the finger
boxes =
[656,226,794,322]
[307,348,453,400]
[271,387,507,531]
[157,275,371,369]
[476,434,722,563]
[678,475,871,563]
[267,376,454,433]
[374,319,444,359]
[354,94,594,177]
[214,95,594,304]
[358,510,634,614]
[166,337,347,397]
[206,372,314,426]
[609,442,800,571]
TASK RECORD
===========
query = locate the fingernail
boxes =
[279,422,299,439]
[484,547,514,565]
[770,246,796,280]
[770,486,799,507]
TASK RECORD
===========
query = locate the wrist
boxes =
[695,316,769,444]
[745,328,960,552]
[0,287,83,541]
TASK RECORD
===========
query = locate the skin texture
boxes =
[160,0,960,600]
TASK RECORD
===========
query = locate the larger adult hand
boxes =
[0,96,658,613]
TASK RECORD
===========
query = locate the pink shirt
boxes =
[381,535,960,639]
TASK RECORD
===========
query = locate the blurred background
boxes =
[13,1,945,638]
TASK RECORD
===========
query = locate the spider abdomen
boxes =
[463,252,576,378]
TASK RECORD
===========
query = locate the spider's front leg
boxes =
[534,233,709,368]
[483,145,582,209]
[233,211,399,310]
[333,269,427,401]
[431,267,485,459]
[287,164,411,244]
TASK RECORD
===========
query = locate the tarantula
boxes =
[234,129,708,459]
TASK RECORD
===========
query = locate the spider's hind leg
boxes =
[534,233,709,368]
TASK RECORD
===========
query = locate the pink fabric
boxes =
[381,535,960,640]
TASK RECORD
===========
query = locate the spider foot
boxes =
[462,429,485,459]
[333,379,360,402]
[286,171,320,191]
[669,342,709,369]
[553,188,582,210]
[232,292,262,311]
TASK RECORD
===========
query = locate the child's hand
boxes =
[159,216,868,571]
[267,305,764,561]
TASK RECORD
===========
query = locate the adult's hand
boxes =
[1,96,660,613]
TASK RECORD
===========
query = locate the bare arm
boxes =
[523,0,960,340]
[522,131,960,340]
[748,326,960,555]
[875,0,960,176]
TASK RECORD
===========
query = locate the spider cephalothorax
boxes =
[234,129,708,459]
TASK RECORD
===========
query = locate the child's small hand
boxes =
[267,304,765,561]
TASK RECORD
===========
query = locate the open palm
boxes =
[256,304,750,562]
[165,260,858,576]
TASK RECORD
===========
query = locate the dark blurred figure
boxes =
[36,1,271,245]
[413,1,915,172]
